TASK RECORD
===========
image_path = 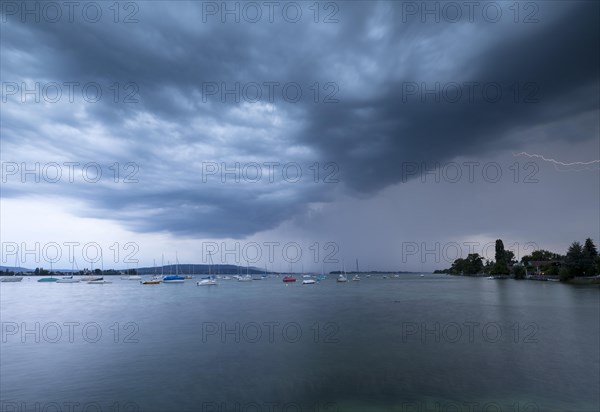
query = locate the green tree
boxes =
[490,261,508,275]
[491,239,514,274]
[567,242,584,259]
[495,239,506,264]
[448,254,483,275]
[449,258,465,274]
[545,264,560,277]
[559,266,573,281]
[583,238,598,258]
[466,253,484,274]
[504,250,516,265]
[482,259,493,274]
[513,265,526,279]
[582,238,598,275]
[565,242,585,277]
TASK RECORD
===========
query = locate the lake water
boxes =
[1,274,598,412]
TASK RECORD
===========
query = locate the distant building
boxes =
[526,260,562,276]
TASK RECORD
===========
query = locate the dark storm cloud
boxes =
[1,1,598,237]
[301,2,599,193]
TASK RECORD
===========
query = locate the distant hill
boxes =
[135,264,273,275]
[0,266,32,273]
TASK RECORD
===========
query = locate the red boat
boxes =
[282,276,296,283]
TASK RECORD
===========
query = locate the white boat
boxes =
[0,276,23,282]
[198,253,217,286]
[302,279,316,285]
[141,279,161,285]
[337,262,348,283]
[121,275,141,280]
[420,274,425,278]
[87,280,112,284]
[2,252,24,282]
[196,253,217,286]
[353,260,361,282]
[237,261,254,282]
[56,276,80,283]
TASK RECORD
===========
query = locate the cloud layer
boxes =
[1,1,598,239]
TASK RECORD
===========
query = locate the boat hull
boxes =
[0,277,23,282]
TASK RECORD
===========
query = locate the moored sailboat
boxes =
[163,253,185,283]
[162,275,185,283]
[56,275,80,283]
[198,253,217,286]
[0,276,23,282]
[87,278,112,284]
[141,278,161,285]
[337,262,348,282]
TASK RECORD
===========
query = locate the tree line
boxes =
[2,268,138,276]
[434,238,599,280]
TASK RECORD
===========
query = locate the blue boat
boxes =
[38,277,58,282]
[162,275,185,283]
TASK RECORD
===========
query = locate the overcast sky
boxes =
[1,1,598,272]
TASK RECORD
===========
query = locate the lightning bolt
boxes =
[513,152,600,171]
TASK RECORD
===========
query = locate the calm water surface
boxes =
[1,275,598,411]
